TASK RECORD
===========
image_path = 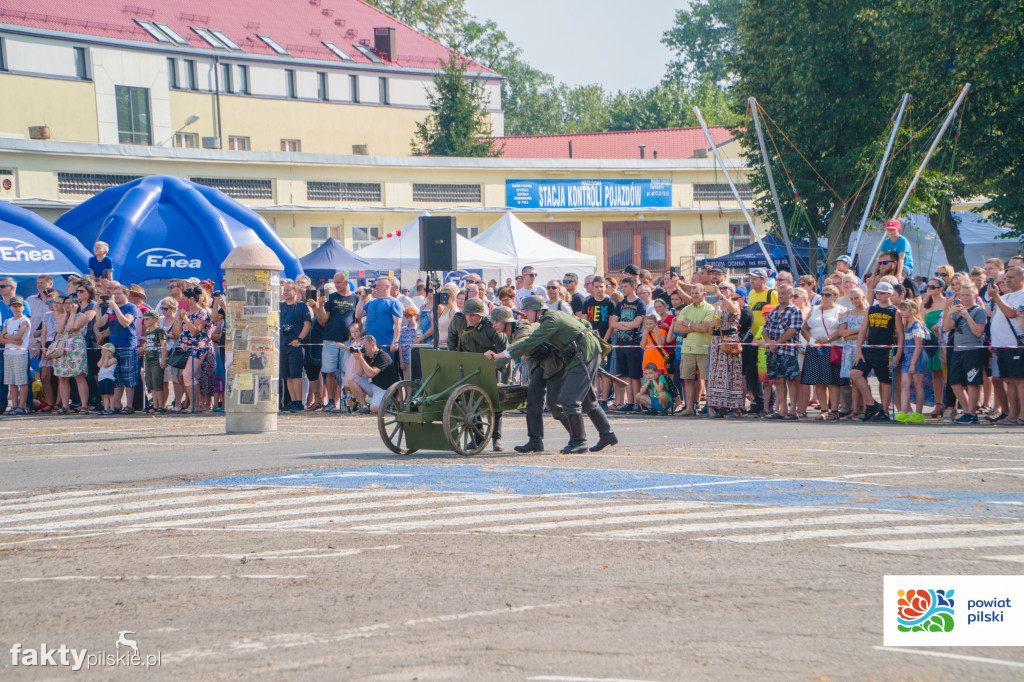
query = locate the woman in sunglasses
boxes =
[922,278,948,417]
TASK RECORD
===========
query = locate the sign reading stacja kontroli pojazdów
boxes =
[506,179,672,210]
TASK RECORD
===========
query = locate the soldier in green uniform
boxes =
[486,296,617,454]
[448,297,508,451]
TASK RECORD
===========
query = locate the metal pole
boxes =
[693,106,775,271]
[749,98,798,274]
[848,94,911,262]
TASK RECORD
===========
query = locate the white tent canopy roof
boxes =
[852,211,1021,274]
[473,211,597,283]
[354,213,514,273]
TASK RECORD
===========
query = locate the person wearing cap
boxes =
[744,268,777,414]
[1,295,31,414]
[448,297,508,451]
[833,255,853,277]
[851,281,900,421]
[492,304,555,452]
[486,296,617,454]
[94,284,141,414]
[140,309,168,412]
[96,342,119,414]
[880,218,913,280]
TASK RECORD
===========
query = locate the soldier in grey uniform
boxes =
[487,295,617,454]
[448,297,508,451]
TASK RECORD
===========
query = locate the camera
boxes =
[305,288,317,301]
[99,294,111,302]
[281,324,294,335]
[213,290,223,298]
[182,286,202,300]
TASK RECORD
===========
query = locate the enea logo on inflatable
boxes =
[137,248,201,269]
[0,237,56,262]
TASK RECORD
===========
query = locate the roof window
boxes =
[352,43,382,63]
[209,29,241,51]
[135,20,172,43]
[192,27,227,49]
[322,41,352,61]
[154,22,190,46]
[257,34,289,55]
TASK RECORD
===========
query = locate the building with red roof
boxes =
[495,126,736,160]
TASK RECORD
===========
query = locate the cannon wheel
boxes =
[443,385,494,456]
[377,381,420,455]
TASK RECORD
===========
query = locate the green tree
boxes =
[662,0,741,86]
[412,53,500,157]
[365,0,470,46]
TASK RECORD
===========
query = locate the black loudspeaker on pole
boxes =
[419,216,457,272]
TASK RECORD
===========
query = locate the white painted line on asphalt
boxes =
[530,676,663,682]
[156,545,401,560]
[5,490,443,531]
[697,521,1024,543]
[983,554,1024,563]
[0,426,168,440]
[545,479,775,497]
[838,534,1024,551]
[231,497,623,531]
[874,647,1024,669]
[473,505,831,534]
[729,446,1021,465]
[814,466,1024,480]
[589,513,920,539]
[350,501,763,532]
[1,574,307,583]
[0,485,249,513]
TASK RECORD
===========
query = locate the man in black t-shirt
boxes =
[563,273,587,317]
[313,271,359,412]
[348,334,398,414]
[609,275,646,410]
[851,281,900,421]
[582,276,615,407]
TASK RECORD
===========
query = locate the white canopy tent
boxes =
[852,211,1021,275]
[473,211,597,283]
[354,213,515,282]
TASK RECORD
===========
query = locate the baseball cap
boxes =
[708,265,725,274]
[8,295,25,306]
[874,282,895,294]
[101,343,116,353]
[143,310,159,319]
[834,255,852,265]
[885,219,902,231]
[750,268,768,279]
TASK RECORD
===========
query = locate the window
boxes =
[221,63,233,93]
[155,22,190,46]
[693,183,753,202]
[317,72,328,101]
[280,139,301,152]
[693,240,716,257]
[209,30,241,51]
[352,225,380,251]
[135,19,172,43]
[729,222,753,251]
[378,77,389,105]
[526,222,582,251]
[115,85,151,145]
[227,136,250,151]
[174,132,198,148]
[603,221,670,273]
[167,58,179,89]
[310,225,341,250]
[184,59,198,90]
[257,34,289,55]
[238,65,250,95]
[57,172,142,195]
[349,75,359,103]
[322,41,352,61]
[455,225,479,240]
[306,181,382,202]
[352,43,382,63]
[191,27,226,49]
[190,177,272,200]
[0,37,6,72]
[285,69,297,99]
[412,183,481,202]
[73,47,90,80]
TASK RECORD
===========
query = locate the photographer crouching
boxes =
[347,335,398,414]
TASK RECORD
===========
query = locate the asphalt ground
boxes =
[0,410,1023,680]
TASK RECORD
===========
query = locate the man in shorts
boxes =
[851,281,900,421]
[313,271,358,412]
[348,335,399,414]
[674,285,715,416]
[609,275,646,411]
[988,266,1024,423]
[943,283,988,424]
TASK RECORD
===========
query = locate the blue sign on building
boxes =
[506,179,672,210]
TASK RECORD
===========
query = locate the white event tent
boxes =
[852,211,1021,274]
[355,213,514,281]
[473,211,597,283]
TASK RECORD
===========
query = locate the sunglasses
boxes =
[821,293,835,297]
[562,280,574,285]
[546,285,559,290]
[525,273,537,277]
[926,284,941,290]
[878,261,893,266]
[934,272,946,277]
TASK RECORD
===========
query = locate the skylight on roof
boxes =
[210,29,241,51]
[352,43,382,63]
[257,34,289,55]
[192,27,226,49]
[155,22,190,46]
[322,41,353,61]
[135,19,172,43]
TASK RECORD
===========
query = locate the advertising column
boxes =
[220,243,284,434]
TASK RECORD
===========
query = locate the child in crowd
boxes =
[97,342,118,414]
[896,300,928,423]
[340,321,364,409]
[880,219,913,280]
[638,362,673,416]
[398,306,418,381]
[88,241,114,280]
[1,296,31,414]
[141,310,168,413]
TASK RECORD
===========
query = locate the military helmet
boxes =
[463,297,487,315]
[491,306,515,323]
[521,295,546,311]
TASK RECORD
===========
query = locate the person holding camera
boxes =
[355,278,402,362]
[90,284,141,413]
[347,334,398,414]
[313,271,359,412]
[279,281,312,412]
[172,286,213,413]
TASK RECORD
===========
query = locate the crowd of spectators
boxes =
[2,230,1023,425]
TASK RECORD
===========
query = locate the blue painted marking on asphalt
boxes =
[185,465,1024,520]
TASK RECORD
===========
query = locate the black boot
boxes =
[560,414,588,454]
[589,432,618,452]
[514,441,544,453]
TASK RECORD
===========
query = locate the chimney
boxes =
[374,27,396,60]
[639,144,646,159]
[568,140,573,158]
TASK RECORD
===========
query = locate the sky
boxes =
[464,0,685,93]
